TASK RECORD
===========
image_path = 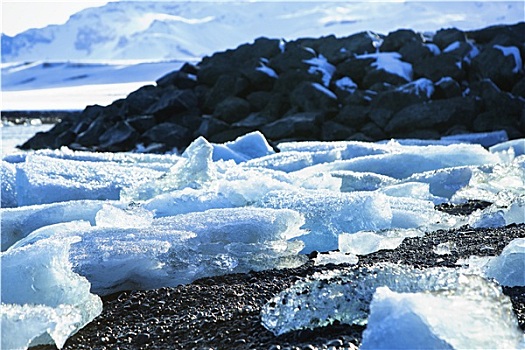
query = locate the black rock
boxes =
[290,81,339,113]
[213,96,251,124]
[385,97,480,136]
[261,112,324,140]
[145,88,198,118]
[434,77,462,99]
[156,69,198,90]
[99,121,140,152]
[432,28,466,50]
[204,74,249,111]
[334,104,370,128]
[195,115,230,138]
[413,54,466,82]
[470,46,523,91]
[398,41,434,64]
[141,122,192,151]
[380,29,423,53]
[268,42,317,74]
[321,120,356,141]
[125,85,160,115]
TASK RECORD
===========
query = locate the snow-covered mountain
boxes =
[2,1,523,63]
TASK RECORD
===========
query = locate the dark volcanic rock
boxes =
[19,23,525,152]
[385,97,479,135]
[470,46,524,91]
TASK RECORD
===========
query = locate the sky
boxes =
[1,1,109,36]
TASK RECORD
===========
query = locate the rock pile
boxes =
[21,23,525,153]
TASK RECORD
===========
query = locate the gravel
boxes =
[36,202,524,350]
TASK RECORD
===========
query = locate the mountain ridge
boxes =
[3,1,523,63]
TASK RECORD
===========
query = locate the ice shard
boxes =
[1,237,102,349]
[361,285,523,350]
[261,263,521,344]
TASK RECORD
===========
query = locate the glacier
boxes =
[1,130,524,349]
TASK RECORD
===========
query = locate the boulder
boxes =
[127,115,158,134]
[156,69,198,89]
[385,97,480,136]
[19,121,74,150]
[261,112,324,140]
[268,42,317,74]
[380,29,422,52]
[360,122,387,140]
[141,122,192,151]
[413,54,466,82]
[321,121,356,141]
[246,91,273,111]
[434,77,462,99]
[511,77,525,98]
[432,28,466,50]
[213,96,251,124]
[124,85,160,115]
[145,88,198,118]
[470,46,523,91]
[334,104,370,128]
[399,41,434,64]
[195,115,230,138]
[98,121,139,152]
[290,81,339,113]
[75,116,112,147]
[334,57,375,87]
[204,75,249,111]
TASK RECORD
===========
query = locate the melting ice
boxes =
[2,130,525,349]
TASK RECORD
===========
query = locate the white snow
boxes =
[494,45,523,73]
[358,52,413,82]
[334,77,358,93]
[304,55,336,87]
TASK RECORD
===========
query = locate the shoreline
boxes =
[34,204,524,349]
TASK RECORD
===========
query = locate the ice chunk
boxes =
[468,197,525,228]
[258,190,392,253]
[485,238,525,287]
[297,143,499,180]
[339,228,423,255]
[313,251,358,266]
[211,131,275,163]
[1,200,115,251]
[143,187,237,218]
[440,129,508,147]
[95,203,154,228]
[378,181,444,203]
[277,140,389,159]
[123,136,217,200]
[1,160,17,207]
[331,170,398,192]
[243,149,340,172]
[361,285,523,350]
[403,166,477,200]
[261,263,521,344]
[433,241,456,255]
[453,161,525,206]
[13,208,306,295]
[14,154,163,206]
[490,138,525,157]
[1,237,102,349]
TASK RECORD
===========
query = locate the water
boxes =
[1,123,54,155]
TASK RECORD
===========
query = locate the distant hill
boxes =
[2,1,523,63]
